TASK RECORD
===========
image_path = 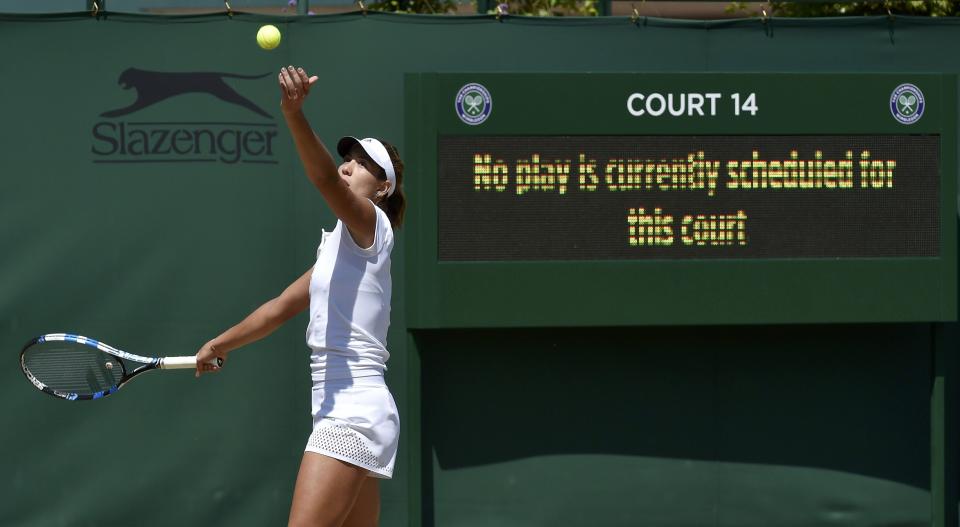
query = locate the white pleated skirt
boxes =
[305,375,399,479]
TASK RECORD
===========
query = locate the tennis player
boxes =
[195,65,405,527]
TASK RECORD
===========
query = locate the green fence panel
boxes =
[0,12,957,527]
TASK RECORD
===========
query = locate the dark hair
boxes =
[376,140,406,230]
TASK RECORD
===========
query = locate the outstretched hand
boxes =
[195,341,228,378]
[279,65,319,115]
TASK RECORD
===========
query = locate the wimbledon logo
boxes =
[890,83,924,125]
[456,83,492,126]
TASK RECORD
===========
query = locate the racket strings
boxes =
[22,342,124,394]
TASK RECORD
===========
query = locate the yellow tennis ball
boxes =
[257,24,281,50]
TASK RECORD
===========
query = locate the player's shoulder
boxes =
[374,204,394,232]
[373,206,395,255]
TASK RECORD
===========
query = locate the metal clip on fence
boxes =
[630,1,647,28]
[495,3,508,21]
[89,0,109,20]
[225,0,233,18]
[887,8,896,44]
[629,3,639,26]
[761,6,772,38]
[357,0,368,15]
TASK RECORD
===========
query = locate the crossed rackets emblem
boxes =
[890,83,924,125]
[455,82,492,125]
[897,93,918,115]
[463,92,485,115]
[454,82,493,126]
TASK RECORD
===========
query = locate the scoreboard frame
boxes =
[404,72,957,328]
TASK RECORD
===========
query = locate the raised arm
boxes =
[278,66,378,247]
[195,266,312,376]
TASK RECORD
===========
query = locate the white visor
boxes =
[337,136,397,198]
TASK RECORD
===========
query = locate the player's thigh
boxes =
[342,477,380,527]
[288,452,369,527]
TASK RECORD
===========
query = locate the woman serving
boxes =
[196,65,405,527]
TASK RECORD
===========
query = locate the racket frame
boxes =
[20,333,200,401]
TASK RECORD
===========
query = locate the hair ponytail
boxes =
[378,141,406,230]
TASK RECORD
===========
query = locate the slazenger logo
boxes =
[92,68,278,164]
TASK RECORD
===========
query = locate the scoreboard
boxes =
[404,73,956,327]
[440,134,939,260]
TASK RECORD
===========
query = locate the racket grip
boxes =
[160,356,222,370]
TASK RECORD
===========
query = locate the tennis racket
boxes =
[20,333,222,401]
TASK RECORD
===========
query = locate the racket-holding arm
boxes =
[194,266,312,377]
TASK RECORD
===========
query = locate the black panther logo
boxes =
[101,68,272,119]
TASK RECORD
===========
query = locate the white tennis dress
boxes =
[304,203,399,478]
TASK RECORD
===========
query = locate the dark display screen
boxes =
[438,135,940,261]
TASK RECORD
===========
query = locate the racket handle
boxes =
[160,356,222,370]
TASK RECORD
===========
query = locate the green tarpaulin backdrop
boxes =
[0,11,957,527]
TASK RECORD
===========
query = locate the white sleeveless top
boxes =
[306,204,394,381]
